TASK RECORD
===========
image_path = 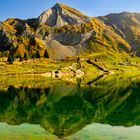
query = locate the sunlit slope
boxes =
[99,12,140,56]
[0,3,131,60]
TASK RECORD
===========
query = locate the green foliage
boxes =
[30,37,36,46]
[0,74,139,137]
[44,50,49,58]
[35,51,41,58]
[0,51,9,57]
[24,52,28,60]
[7,55,14,64]
[19,55,23,61]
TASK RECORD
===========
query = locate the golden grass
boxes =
[59,3,85,17]
[2,22,16,32]
[0,54,140,77]
[0,58,74,75]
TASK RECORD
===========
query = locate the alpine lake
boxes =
[0,72,140,140]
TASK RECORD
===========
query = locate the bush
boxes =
[0,51,9,57]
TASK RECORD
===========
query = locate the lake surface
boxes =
[0,73,140,139]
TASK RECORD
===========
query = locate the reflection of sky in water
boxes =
[0,123,140,140]
[0,74,140,139]
[66,123,140,140]
[0,123,57,140]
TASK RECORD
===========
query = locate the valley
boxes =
[0,3,140,78]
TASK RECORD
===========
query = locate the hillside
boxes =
[0,3,131,60]
[99,12,140,56]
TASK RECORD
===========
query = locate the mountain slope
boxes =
[38,3,90,27]
[0,3,131,60]
[99,12,140,56]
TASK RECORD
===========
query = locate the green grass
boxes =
[0,54,140,79]
[0,58,74,75]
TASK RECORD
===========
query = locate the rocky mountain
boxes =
[99,12,140,56]
[38,3,91,27]
[0,3,133,60]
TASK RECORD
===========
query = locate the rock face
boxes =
[0,3,134,60]
[38,3,90,27]
[99,12,140,55]
[54,31,82,45]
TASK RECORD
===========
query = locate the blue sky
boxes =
[0,0,140,21]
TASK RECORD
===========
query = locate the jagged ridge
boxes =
[0,3,133,60]
[99,12,140,56]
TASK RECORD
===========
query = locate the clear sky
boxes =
[0,0,140,21]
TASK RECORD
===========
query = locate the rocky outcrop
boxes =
[99,12,140,55]
[38,3,91,27]
[0,23,16,51]
[42,62,85,78]
[45,36,76,60]
[0,3,133,60]
[54,31,82,45]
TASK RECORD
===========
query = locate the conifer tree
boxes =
[35,51,41,58]
[24,52,28,60]
[7,55,14,64]
[44,50,49,58]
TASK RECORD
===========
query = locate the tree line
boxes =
[7,50,49,64]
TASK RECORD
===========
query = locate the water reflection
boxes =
[0,74,140,138]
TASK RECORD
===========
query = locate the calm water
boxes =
[0,73,140,139]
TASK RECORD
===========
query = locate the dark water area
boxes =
[0,74,140,139]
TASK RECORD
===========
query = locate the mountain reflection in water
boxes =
[0,74,140,139]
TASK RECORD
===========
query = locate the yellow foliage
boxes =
[35,37,46,49]
[14,44,26,57]
[59,3,85,17]
[2,22,16,32]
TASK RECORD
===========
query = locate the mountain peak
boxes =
[54,2,64,7]
[38,3,90,27]
[53,2,64,12]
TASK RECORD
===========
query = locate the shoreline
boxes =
[0,57,140,78]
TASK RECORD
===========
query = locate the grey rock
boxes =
[0,23,15,51]
[54,31,82,45]
[45,35,76,60]
[38,3,90,27]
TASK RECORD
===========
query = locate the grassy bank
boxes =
[0,56,140,77]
